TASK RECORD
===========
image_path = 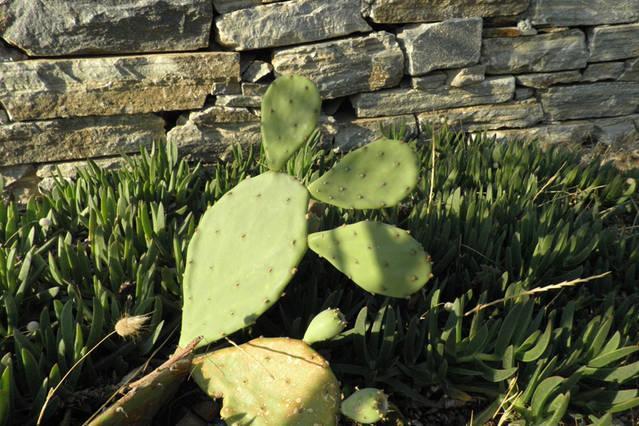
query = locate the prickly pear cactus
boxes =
[191,337,340,426]
[308,221,432,298]
[307,139,419,209]
[179,172,309,348]
[261,75,321,171]
[303,308,347,345]
[341,388,389,424]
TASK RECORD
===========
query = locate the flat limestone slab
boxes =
[0,0,213,56]
[350,76,515,118]
[417,100,545,131]
[0,52,240,121]
[214,0,371,50]
[0,115,165,166]
[540,82,639,121]
[588,24,639,62]
[515,71,582,89]
[482,30,587,74]
[530,0,639,26]
[272,32,404,99]
[168,106,337,161]
[397,18,482,75]
[362,0,528,24]
[213,0,283,14]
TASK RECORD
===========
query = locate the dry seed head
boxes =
[115,314,150,339]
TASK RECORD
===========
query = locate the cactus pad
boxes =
[307,139,419,209]
[179,172,309,348]
[308,221,432,298]
[191,337,340,426]
[261,75,321,171]
[341,388,389,424]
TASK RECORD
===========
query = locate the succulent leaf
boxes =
[308,221,431,298]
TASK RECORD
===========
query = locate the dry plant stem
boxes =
[37,330,117,425]
[427,134,436,213]
[82,325,181,426]
[84,336,202,426]
[464,272,611,317]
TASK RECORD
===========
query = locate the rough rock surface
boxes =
[482,30,588,74]
[620,58,639,81]
[214,0,371,50]
[485,115,639,146]
[242,60,273,82]
[167,106,261,160]
[0,41,26,61]
[0,52,239,121]
[588,24,639,62]
[397,18,482,75]
[411,73,448,90]
[515,87,535,100]
[447,65,486,87]
[215,95,262,108]
[350,76,515,117]
[362,0,529,24]
[581,63,625,82]
[417,100,544,131]
[168,106,337,160]
[0,115,165,166]
[272,32,404,99]
[515,71,582,88]
[541,82,639,121]
[213,0,283,14]
[529,0,639,26]
[334,115,418,149]
[241,83,269,96]
[0,0,213,56]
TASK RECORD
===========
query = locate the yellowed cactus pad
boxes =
[192,338,340,426]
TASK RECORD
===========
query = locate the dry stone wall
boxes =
[1,0,638,193]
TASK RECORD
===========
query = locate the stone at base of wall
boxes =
[0,115,166,167]
[483,115,639,146]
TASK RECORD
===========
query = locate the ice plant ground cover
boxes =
[0,124,638,425]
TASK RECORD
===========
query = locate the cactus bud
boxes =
[340,388,389,424]
[303,308,347,345]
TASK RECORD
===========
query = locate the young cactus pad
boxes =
[191,338,340,426]
[179,172,309,348]
[340,388,389,424]
[261,75,321,171]
[303,308,347,345]
[308,221,432,298]
[307,139,419,209]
